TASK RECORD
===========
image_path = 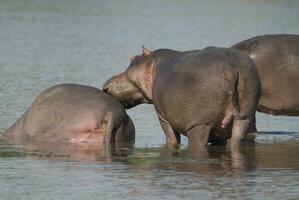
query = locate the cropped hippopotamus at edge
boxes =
[3,84,135,147]
[232,34,299,131]
[103,46,261,150]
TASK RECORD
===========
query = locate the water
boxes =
[0,0,299,199]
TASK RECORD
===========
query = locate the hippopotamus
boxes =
[103,47,261,149]
[232,34,299,131]
[3,84,135,146]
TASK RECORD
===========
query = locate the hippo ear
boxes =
[142,46,151,56]
[130,55,135,61]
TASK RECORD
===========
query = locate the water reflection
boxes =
[0,136,133,162]
[1,134,299,199]
[2,134,299,172]
[128,141,299,176]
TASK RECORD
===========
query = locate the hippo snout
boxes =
[103,73,132,96]
[103,76,117,93]
[102,72,147,109]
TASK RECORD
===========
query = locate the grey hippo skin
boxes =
[3,84,135,146]
[103,47,261,150]
[232,34,299,131]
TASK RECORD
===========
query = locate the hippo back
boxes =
[3,84,135,144]
[232,34,299,115]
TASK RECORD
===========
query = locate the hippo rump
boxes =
[3,84,135,146]
[232,34,299,130]
[103,47,261,149]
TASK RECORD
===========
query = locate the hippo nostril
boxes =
[103,83,113,93]
[102,82,110,93]
[103,87,109,93]
[103,82,118,93]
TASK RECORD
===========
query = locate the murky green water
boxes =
[1,0,299,199]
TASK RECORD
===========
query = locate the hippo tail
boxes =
[221,71,239,128]
[232,70,240,112]
[233,65,261,120]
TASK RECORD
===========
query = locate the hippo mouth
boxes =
[102,81,116,94]
[121,101,136,109]
[103,81,142,109]
[102,85,131,108]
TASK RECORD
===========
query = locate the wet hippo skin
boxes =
[232,34,299,132]
[3,84,135,146]
[103,47,261,150]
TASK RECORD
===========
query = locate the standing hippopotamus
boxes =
[232,34,299,131]
[3,84,135,146]
[103,47,261,149]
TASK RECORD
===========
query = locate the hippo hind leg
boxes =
[230,118,251,148]
[230,66,260,147]
[244,114,257,144]
[230,99,258,147]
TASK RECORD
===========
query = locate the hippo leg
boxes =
[230,119,251,148]
[247,115,257,133]
[103,113,120,145]
[157,113,180,148]
[244,114,257,144]
[187,124,213,154]
[114,115,135,143]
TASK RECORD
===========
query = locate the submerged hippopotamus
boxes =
[103,47,261,149]
[3,84,135,146]
[232,34,299,131]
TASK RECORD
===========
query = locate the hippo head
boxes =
[103,46,156,109]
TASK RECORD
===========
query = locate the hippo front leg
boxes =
[187,124,213,156]
[157,113,180,148]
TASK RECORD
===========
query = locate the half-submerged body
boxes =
[3,84,135,146]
